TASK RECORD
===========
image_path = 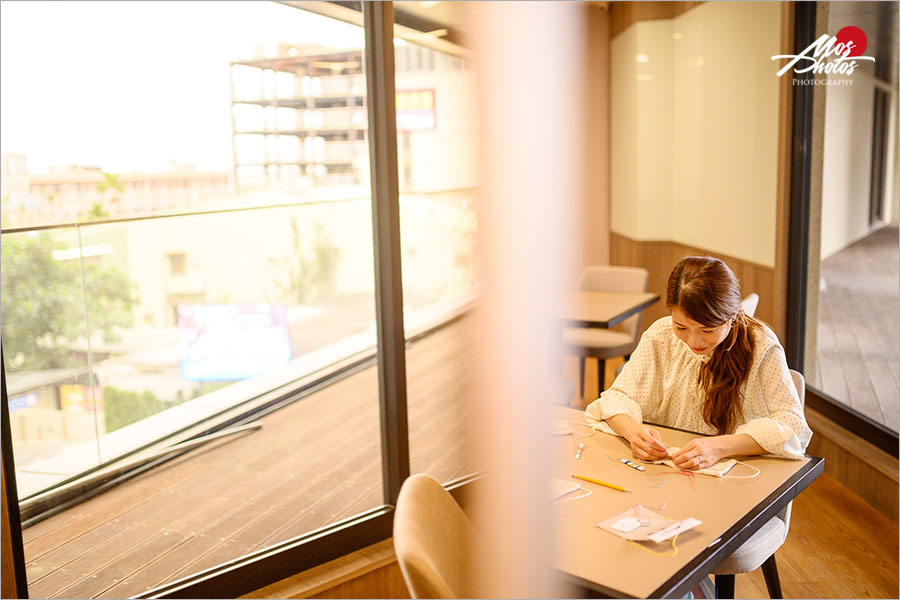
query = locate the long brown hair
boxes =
[666,256,760,435]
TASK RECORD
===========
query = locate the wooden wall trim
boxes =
[805,408,899,524]
[609,1,704,39]
[610,233,778,339]
[239,539,408,600]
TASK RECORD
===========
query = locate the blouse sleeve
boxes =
[584,325,661,433]
[733,344,812,459]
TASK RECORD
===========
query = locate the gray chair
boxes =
[393,473,479,598]
[710,369,805,599]
[563,265,649,400]
[741,292,760,318]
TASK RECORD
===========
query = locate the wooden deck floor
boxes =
[735,472,898,600]
[21,316,478,599]
[815,223,899,431]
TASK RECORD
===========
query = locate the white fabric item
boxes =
[584,316,812,459]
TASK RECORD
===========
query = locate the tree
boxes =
[103,386,163,432]
[277,218,339,304]
[1,232,138,370]
[86,201,110,220]
[86,172,123,221]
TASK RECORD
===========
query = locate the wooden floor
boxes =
[21,317,478,599]
[733,472,899,600]
[815,223,899,431]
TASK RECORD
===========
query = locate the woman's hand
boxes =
[670,438,726,470]
[604,414,669,461]
[627,424,669,462]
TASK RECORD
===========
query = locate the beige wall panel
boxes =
[611,19,675,241]
[609,25,643,239]
[821,70,877,258]
[611,2,782,267]
[670,1,781,267]
[610,2,704,40]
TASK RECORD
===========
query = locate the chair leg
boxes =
[761,554,783,599]
[597,359,606,399]
[714,574,734,599]
[578,356,585,399]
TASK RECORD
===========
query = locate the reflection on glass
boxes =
[4,201,377,498]
[2,229,105,495]
[3,1,387,596]
[393,37,481,484]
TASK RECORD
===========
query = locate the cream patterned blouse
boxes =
[584,316,812,459]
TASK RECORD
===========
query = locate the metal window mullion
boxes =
[785,1,816,371]
[2,353,30,598]
[363,1,410,506]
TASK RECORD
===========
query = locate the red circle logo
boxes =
[835,25,867,57]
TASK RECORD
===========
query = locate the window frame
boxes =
[784,1,899,456]
[1,2,480,597]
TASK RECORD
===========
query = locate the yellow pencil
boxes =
[571,472,632,493]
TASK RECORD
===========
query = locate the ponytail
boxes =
[699,310,760,435]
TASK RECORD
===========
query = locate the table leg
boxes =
[714,574,735,599]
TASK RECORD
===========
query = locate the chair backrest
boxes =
[741,293,760,318]
[789,368,805,407]
[576,265,649,337]
[777,368,805,535]
[393,473,479,599]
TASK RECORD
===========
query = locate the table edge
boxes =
[559,455,825,599]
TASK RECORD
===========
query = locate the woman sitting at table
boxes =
[584,256,811,469]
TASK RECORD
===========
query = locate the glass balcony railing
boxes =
[2,190,478,500]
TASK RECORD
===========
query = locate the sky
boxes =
[0,1,365,174]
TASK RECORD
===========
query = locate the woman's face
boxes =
[670,306,732,355]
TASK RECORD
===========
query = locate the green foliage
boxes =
[103,386,162,432]
[1,232,138,370]
[96,172,124,194]
[86,172,123,221]
[277,218,339,304]
[86,201,110,221]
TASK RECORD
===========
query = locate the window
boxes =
[3,3,479,597]
[166,252,187,276]
[798,2,899,439]
[393,36,481,484]
[0,3,417,597]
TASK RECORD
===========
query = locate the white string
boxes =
[722,460,761,481]
[567,421,596,437]
[554,485,593,502]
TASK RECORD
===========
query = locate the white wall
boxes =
[397,68,478,193]
[820,70,876,258]
[610,19,673,241]
[893,92,899,222]
[610,2,781,267]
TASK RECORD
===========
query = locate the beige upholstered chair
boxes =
[563,265,649,400]
[709,369,805,599]
[741,292,760,318]
[393,473,479,599]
